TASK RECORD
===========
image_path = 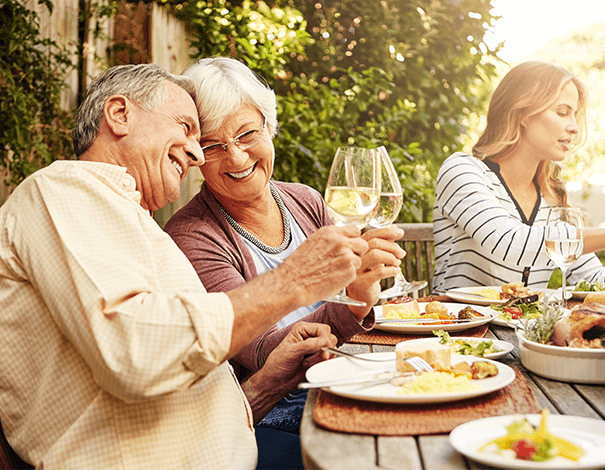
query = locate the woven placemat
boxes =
[349,324,489,345]
[354,295,489,345]
[313,368,541,436]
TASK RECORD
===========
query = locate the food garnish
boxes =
[433,330,502,357]
[491,296,543,322]
[521,301,565,344]
[479,409,585,462]
[573,280,605,292]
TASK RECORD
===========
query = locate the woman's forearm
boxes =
[583,228,605,255]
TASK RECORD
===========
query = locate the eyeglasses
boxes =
[201,116,267,162]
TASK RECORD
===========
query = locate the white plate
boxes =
[450,414,605,469]
[374,302,495,333]
[446,286,508,306]
[305,353,515,404]
[396,337,514,360]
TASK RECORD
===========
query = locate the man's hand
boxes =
[227,225,368,357]
[279,225,369,306]
[241,322,337,423]
[346,226,406,320]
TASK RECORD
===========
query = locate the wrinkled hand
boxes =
[280,225,369,307]
[241,322,337,423]
[260,322,337,393]
[346,226,406,320]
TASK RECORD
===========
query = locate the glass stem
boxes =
[561,267,568,306]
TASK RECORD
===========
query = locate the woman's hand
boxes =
[346,226,406,321]
[240,321,337,424]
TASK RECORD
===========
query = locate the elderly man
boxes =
[0,64,369,469]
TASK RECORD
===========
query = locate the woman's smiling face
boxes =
[199,105,274,209]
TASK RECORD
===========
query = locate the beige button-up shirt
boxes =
[0,161,257,469]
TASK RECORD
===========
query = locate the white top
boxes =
[432,152,605,291]
[242,209,323,329]
[0,161,257,469]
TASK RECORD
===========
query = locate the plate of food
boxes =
[516,301,605,384]
[449,410,605,469]
[397,333,514,360]
[373,298,495,333]
[446,282,543,307]
[569,281,605,300]
[304,348,515,404]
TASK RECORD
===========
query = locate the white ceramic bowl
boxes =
[516,330,605,384]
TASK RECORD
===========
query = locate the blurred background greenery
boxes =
[2,0,605,233]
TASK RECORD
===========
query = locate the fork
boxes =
[322,347,433,373]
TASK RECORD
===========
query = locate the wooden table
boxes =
[300,322,605,470]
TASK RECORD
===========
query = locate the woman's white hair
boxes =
[182,57,278,138]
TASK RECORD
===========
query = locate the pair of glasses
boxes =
[201,116,267,162]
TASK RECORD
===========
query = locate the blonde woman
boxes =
[433,61,605,292]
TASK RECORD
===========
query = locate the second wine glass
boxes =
[544,207,584,306]
[324,146,381,306]
[368,147,427,299]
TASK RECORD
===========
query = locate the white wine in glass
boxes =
[323,147,381,306]
[368,147,427,299]
[544,207,584,306]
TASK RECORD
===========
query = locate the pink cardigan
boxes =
[164,181,374,378]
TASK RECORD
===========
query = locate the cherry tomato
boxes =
[512,438,537,460]
[504,306,523,319]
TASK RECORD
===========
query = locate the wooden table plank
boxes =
[418,435,468,470]
[376,436,423,470]
[300,389,379,470]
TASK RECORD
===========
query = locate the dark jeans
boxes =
[255,389,307,470]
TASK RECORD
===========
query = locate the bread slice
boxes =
[395,343,451,372]
[584,292,605,305]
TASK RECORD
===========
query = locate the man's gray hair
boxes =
[182,57,278,139]
[72,63,196,157]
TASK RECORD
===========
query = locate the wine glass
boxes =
[544,207,584,306]
[324,146,381,306]
[367,147,428,299]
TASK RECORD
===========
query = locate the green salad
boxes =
[490,299,543,322]
[433,330,502,356]
[573,280,605,292]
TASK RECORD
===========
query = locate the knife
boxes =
[375,317,481,324]
[298,373,399,389]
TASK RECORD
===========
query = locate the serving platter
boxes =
[450,414,605,469]
[373,302,495,333]
[305,352,515,404]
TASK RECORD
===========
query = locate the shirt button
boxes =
[123,178,131,187]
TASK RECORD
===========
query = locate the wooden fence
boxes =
[10,1,200,221]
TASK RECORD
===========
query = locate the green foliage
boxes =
[285,0,501,220]
[0,0,75,188]
[172,0,310,80]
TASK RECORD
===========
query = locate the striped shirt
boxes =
[432,152,605,291]
[0,161,257,469]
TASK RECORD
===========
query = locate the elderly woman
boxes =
[164,57,403,468]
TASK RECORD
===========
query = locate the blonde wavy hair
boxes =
[472,61,588,206]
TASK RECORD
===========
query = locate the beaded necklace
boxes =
[218,182,292,254]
